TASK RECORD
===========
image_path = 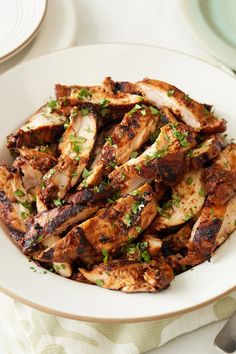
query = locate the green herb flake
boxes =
[102,249,109,264]
[150,129,160,143]
[141,249,151,262]
[105,136,113,145]
[135,164,141,172]
[80,108,89,117]
[172,193,181,207]
[94,186,100,193]
[124,213,132,227]
[184,94,192,103]
[53,199,64,207]
[130,151,138,159]
[136,226,142,234]
[21,211,28,220]
[167,89,175,97]
[47,99,58,111]
[210,208,214,217]
[95,279,104,287]
[183,214,192,222]
[198,188,206,197]
[82,168,91,179]
[20,202,33,213]
[100,98,110,108]
[77,88,92,100]
[131,202,139,215]
[141,109,146,116]
[150,106,159,115]
[186,177,193,185]
[14,189,25,198]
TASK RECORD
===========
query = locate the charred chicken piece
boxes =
[149,168,205,232]
[13,147,57,195]
[41,107,97,204]
[79,259,174,293]
[82,104,161,188]
[37,183,157,265]
[134,79,226,134]
[181,144,236,266]
[190,135,224,169]
[7,104,66,149]
[109,122,196,194]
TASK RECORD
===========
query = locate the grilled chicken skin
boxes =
[13,147,57,194]
[149,168,205,232]
[0,164,34,248]
[37,184,157,264]
[79,259,174,293]
[23,184,111,253]
[109,122,196,194]
[7,104,66,148]
[181,144,236,266]
[82,104,161,188]
[41,107,97,204]
[134,79,226,134]
[189,135,224,170]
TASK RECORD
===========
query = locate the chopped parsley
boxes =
[150,129,160,143]
[14,190,25,198]
[121,172,126,180]
[107,160,117,169]
[102,249,109,264]
[127,103,143,116]
[105,136,113,145]
[186,177,193,185]
[21,211,28,219]
[172,193,181,207]
[170,123,189,147]
[69,135,87,155]
[20,202,33,213]
[183,214,192,222]
[94,186,100,193]
[53,199,64,207]
[126,242,151,262]
[146,147,167,160]
[81,168,91,187]
[124,213,132,227]
[167,89,175,97]
[100,98,110,108]
[198,188,206,197]
[130,151,138,159]
[135,164,141,172]
[100,108,109,117]
[47,99,59,111]
[80,108,89,116]
[141,108,147,116]
[184,94,192,103]
[150,106,159,115]
[95,279,104,287]
[77,88,92,100]
[136,226,142,234]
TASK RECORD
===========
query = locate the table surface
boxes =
[0,0,232,353]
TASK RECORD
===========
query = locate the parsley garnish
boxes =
[135,164,141,172]
[102,249,109,264]
[95,279,104,287]
[136,226,142,234]
[80,108,89,116]
[21,211,28,219]
[186,177,193,185]
[130,151,138,159]
[100,98,110,108]
[167,89,175,97]
[53,199,64,207]
[150,106,159,115]
[14,190,25,198]
[198,188,206,197]
[77,88,92,100]
[124,213,132,227]
[105,136,113,145]
[47,99,59,111]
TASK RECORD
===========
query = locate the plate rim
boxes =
[181,0,236,70]
[0,43,236,323]
[0,0,47,64]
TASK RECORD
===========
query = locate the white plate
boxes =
[0,0,47,63]
[181,0,236,70]
[0,44,235,323]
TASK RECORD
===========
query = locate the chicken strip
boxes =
[134,79,226,133]
[0,164,34,248]
[13,147,57,195]
[189,135,224,169]
[181,144,236,266]
[41,107,97,204]
[7,104,66,148]
[82,104,161,188]
[109,122,196,194]
[37,184,157,264]
[79,259,174,293]
[149,168,205,232]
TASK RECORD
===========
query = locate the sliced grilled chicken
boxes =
[37,224,102,266]
[23,203,99,253]
[0,164,34,248]
[149,169,205,232]
[190,135,224,169]
[37,183,157,264]
[7,104,66,148]
[79,259,174,293]
[181,144,236,266]
[109,122,196,194]
[135,79,226,133]
[82,105,160,188]
[41,107,97,204]
[13,147,57,194]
